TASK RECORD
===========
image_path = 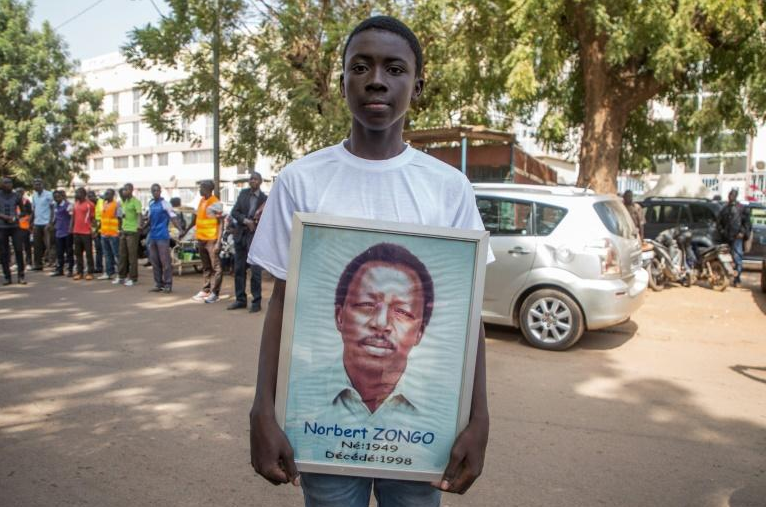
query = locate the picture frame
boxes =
[275,212,489,481]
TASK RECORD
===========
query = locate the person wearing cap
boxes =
[228,172,268,312]
[188,180,224,303]
[717,188,751,287]
[0,177,26,285]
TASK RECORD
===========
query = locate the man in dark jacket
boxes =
[0,177,26,285]
[717,188,751,287]
[227,172,267,312]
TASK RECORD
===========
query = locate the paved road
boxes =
[1,269,765,507]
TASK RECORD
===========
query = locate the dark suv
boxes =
[640,197,723,241]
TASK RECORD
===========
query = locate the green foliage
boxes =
[123,0,515,168]
[501,0,766,177]
[0,0,117,187]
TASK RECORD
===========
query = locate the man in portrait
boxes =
[331,242,434,418]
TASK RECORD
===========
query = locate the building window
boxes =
[205,115,213,140]
[143,154,153,167]
[114,156,129,169]
[157,153,168,166]
[183,150,213,165]
[132,155,140,168]
[181,119,191,142]
[132,88,140,115]
[112,92,119,115]
[132,122,139,147]
[93,158,104,170]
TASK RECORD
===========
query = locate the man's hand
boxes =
[244,218,256,233]
[250,407,299,486]
[432,416,488,494]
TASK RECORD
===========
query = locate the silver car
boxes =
[474,184,649,350]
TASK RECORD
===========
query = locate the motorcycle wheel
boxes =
[648,258,665,292]
[709,261,729,292]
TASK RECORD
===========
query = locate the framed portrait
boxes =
[275,213,489,481]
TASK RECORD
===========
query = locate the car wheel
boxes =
[519,289,584,351]
[709,261,729,292]
[648,258,665,292]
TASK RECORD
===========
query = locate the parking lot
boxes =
[1,271,765,506]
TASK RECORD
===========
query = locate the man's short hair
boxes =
[250,172,262,181]
[200,179,214,191]
[335,242,434,328]
[170,197,181,207]
[342,16,423,78]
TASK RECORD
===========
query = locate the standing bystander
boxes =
[97,189,121,280]
[50,190,74,277]
[189,180,223,303]
[145,184,183,293]
[30,178,53,270]
[15,188,32,269]
[88,190,104,274]
[116,183,142,286]
[228,172,267,312]
[717,188,751,287]
[623,190,645,240]
[0,177,25,285]
[71,187,95,281]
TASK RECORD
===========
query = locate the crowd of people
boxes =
[0,173,267,311]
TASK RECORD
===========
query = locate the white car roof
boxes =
[472,183,612,207]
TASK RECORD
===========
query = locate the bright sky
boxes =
[31,0,168,62]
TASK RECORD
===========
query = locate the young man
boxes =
[88,190,104,274]
[30,178,53,271]
[0,177,26,285]
[145,183,183,293]
[50,190,74,277]
[116,183,142,286]
[248,16,491,506]
[71,187,95,281]
[623,190,645,241]
[97,188,122,280]
[717,188,751,287]
[228,172,267,312]
[188,180,224,303]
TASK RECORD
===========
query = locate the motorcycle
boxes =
[677,234,736,292]
[645,227,691,291]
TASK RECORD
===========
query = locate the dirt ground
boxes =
[1,268,764,507]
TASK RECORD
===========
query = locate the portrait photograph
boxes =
[275,213,488,481]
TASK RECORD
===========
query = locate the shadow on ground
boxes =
[1,273,765,507]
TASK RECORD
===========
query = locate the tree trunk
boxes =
[576,95,629,194]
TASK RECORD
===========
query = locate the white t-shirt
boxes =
[249,141,493,280]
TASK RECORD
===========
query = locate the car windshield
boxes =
[593,200,636,239]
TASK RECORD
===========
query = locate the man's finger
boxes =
[281,450,300,486]
[259,463,289,484]
[438,446,465,490]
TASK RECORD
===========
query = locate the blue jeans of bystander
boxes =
[102,236,119,277]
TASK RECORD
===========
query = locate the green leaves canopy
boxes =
[0,0,117,187]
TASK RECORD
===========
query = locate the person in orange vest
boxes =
[97,188,122,280]
[15,188,32,271]
[188,180,224,303]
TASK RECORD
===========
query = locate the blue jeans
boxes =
[731,237,743,282]
[102,236,119,277]
[300,473,441,507]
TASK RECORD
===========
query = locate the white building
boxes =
[77,52,275,206]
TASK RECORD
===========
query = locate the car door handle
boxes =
[509,247,531,255]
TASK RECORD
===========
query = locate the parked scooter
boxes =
[645,227,691,291]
